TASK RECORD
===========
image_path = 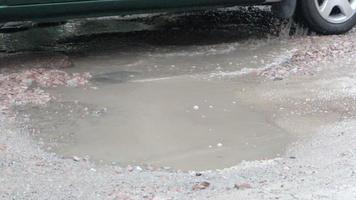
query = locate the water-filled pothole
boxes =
[8,10,299,170]
[19,77,292,171]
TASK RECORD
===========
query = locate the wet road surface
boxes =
[1,7,352,171]
[1,6,356,200]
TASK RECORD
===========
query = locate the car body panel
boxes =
[0,0,268,22]
[7,0,89,6]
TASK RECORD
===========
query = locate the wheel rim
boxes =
[314,0,356,23]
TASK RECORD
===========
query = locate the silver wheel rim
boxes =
[315,0,356,23]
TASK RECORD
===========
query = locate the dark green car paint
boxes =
[7,0,93,5]
[0,0,265,23]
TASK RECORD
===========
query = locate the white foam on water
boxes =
[209,49,296,78]
[149,44,238,58]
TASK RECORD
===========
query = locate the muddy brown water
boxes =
[20,38,296,170]
[7,7,303,170]
[37,77,291,171]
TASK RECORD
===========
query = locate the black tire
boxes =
[299,0,356,34]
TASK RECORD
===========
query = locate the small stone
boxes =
[72,156,81,162]
[192,181,210,190]
[0,144,7,152]
[217,143,223,147]
[193,105,200,110]
[66,79,79,87]
[127,165,134,172]
[273,77,283,81]
[234,183,252,190]
[195,172,202,176]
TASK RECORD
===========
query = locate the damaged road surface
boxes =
[1,7,356,200]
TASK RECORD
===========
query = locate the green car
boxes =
[0,0,355,34]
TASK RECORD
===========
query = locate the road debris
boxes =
[72,156,81,162]
[0,144,7,152]
[192,181,210,190]
[0,68,91,112]
[234,183,252,190]
[260,35,355,80]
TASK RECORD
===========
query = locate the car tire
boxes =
[299,0,356,34]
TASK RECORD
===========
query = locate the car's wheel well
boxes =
[272,0,298,18]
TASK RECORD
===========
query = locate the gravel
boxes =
[0,67,91,114]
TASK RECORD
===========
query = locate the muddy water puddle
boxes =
[6,8,302,171]
[19,37,297,171]
[15,76,292,171]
